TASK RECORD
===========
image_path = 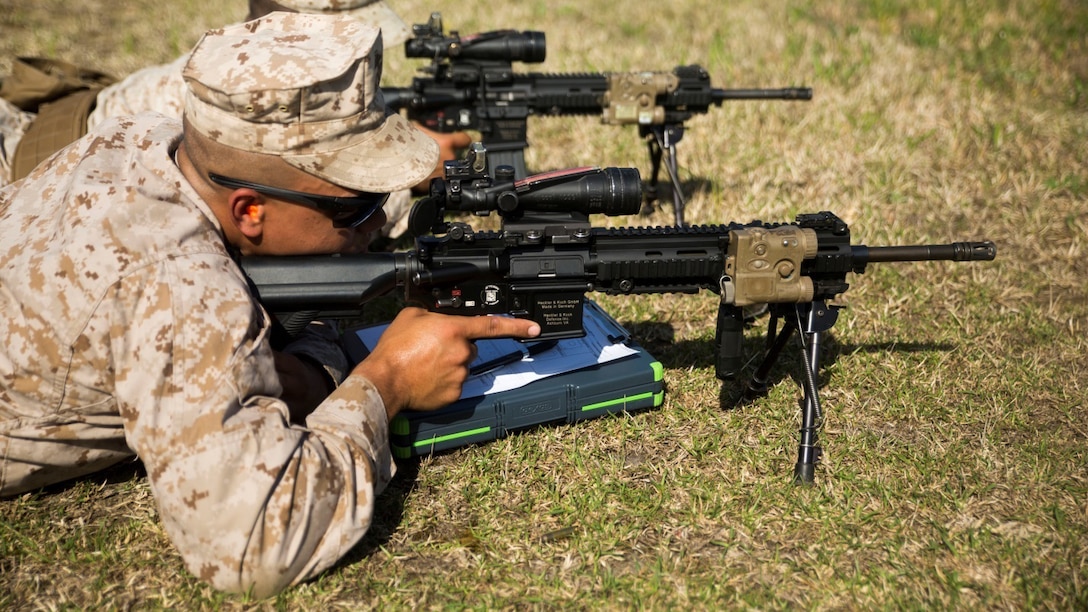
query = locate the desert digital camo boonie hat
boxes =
[181,11,437,193]
[271,0,411,45]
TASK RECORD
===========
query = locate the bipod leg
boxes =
[743,307,795,400]
[642,133,663,215]
[651,125,688,226]
[793,300,839,485]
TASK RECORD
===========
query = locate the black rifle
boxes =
[240,147,996,483]
[384,12,812,225]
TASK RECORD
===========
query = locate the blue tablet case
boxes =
[342,300,664,458]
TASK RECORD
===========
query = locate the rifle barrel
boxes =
[857,241,997,264]
[713,87,813,102]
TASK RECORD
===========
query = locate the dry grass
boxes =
[2,0,1086,609]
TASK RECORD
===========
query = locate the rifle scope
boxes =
[405,29,546,63]
[445,166,643,217]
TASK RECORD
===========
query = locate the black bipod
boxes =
[643,124,687,226]
[743,300,840,484]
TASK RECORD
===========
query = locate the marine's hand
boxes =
[352,307,541,419]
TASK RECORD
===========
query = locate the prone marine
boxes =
[0,12,538,596]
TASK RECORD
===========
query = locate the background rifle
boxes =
[384,13,812,225]
[240,146,997,483]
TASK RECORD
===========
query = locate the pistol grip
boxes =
[714,304,745,380]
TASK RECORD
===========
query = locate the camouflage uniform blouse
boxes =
[88,56,190,131]
[0,113,395,596]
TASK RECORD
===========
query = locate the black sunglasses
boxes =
[208,173,389,229]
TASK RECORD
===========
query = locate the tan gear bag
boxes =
[0,57,116,181]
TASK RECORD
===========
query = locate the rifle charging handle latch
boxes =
[719,275,736,304]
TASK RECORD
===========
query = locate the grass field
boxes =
[1,0,1086,609]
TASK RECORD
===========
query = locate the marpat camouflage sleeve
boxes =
[114,246,394,597]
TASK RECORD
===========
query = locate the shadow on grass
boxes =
[23,457,150,498]
[620,318,958,410]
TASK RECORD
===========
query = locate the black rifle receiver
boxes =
[240,146,996,483]
[385,12,812,225]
